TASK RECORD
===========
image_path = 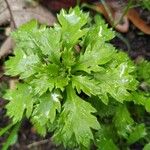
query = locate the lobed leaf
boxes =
[113,105,134,138]
[53,85,100,148]
[72,75,100,96]
[127,124,147,144]
[95,60,138,104]
[73,43,115,73]
[96,125,118,150]
[84,15,115,47]
[31,92,61,136]
[131,91,150,112]
[5,49,41,79]
[144,143,150,150]
[57,7,89,48]
[136,58,150,85]
[4,83,34,123]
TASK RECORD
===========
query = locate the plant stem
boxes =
[27,138,51,149]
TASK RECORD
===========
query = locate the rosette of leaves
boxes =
[3,7,149,149]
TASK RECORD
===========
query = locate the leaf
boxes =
[31,64,69,95]
[53,85,100,148]
[113,105,134,138]
[97,139,118,150]
[140,0,150,10]
[2,123,20,150]
[4,83,34,123]
[12,21,62,64]
[31,92,61,136]
[57,7,89,48]
[0,123,14,137]
[89,97,116,118]
[96,125,118,150]
[127,124,147,144]
[27,27,61,63]
[144,143,150,150]
[94,15,115,40]
[5,49,41,79]
[84,15,115,47]
[40,28,61,62]
[72,75,100,96]
[31,74,55,96]
[94,60,138,103]
[14,19,38,32]
[62,48,76,68]
[73,42,115,73]
[131,91,150,112]
[136,58,150,85]
[31,64,57,95]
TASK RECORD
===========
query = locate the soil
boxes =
[0,3,150,150]
[111,8,150,60]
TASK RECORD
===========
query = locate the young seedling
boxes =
[2,7,150,149]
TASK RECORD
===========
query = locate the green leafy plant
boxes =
[139,0,150,10]
[2,7,150,149]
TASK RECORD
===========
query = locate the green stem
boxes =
[113,0,133,27]
[99,0,133,28]
[100,0,114,25]
[116,32,131,51]
[2,122,21,150]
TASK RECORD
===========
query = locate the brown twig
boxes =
[26,138,51,149]
[5,0,17,28]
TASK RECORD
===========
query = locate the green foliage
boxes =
[0,123,20,150]
[113,105,134,138]
[131,91,150,112]
[144,143,150,150]
[1,123,20,150]
[95,125,119,150]
[136,58,150,86]
[127,124,147,144]
[139,0,150,10]
[4,83,34,123]
[0,81,8,97]
[53,85,100,148]
[2,7,150,149]
[31,91,61,135]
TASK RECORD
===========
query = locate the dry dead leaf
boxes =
[5,0,56,28]
[0,0,10,25]
[0,0,56,58]
[0,37,13,58]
